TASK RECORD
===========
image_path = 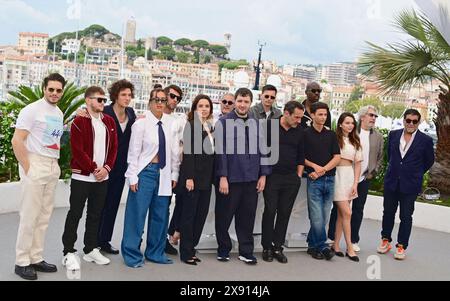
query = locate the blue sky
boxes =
[0,0,423,64]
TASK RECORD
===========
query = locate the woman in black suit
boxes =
[178,94,215,265]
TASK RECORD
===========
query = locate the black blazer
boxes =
[103,105,137,175]
[178,119,215,191]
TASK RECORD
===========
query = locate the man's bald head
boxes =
[305,82,322,103]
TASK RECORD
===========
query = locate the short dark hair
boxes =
[262,84,277,94]
[108,79,135,104]
[85,86,105,99]
[154,84,163,89]
[310,102,329,114]
[235,88,253,102]
[284,101,305,115]
[148,88,166,105]
[164,85,183,98]
[404,109,421,121]
[43,73,66,90]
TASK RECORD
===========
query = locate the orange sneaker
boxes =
[394,245,406,260]
[377,239,392,254]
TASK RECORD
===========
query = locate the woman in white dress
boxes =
[333,113,362,262]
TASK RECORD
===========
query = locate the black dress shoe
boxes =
[192,256,202,263]
[101,244,120,255]
[310,249,324,260]
[184,259,197,266]
[31,261,57,273]
[165,239,178,255]
[273,249,288,264]
[322,248,335,261]
[15,265,37,281]
[331,248,345,257]
[262,249,274,262]
[346,253,360,262]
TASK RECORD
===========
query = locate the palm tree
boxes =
[360,9,450,195]
[8,82,87,125]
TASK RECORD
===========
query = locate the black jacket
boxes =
[178,119,215,191]
[103,105,136,175]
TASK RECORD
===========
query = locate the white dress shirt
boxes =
[125,111,181,196]
[400,129,418,159]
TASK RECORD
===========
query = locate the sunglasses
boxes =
[368,113,379,118]
[222,100,234,106]
[405,119,419,125]
[48,88,63,94]
[264,95,276,100]
[309,89,322,94]
[169,93,182,102]
[90,97,107,104]
[151,98,168,104]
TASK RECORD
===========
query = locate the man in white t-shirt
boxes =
[61,87,118,271]
[12,73,66,280]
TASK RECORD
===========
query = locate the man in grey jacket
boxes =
[249,85,282,120]
[328,106,384,252]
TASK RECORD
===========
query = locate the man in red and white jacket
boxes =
[62,86,118,271]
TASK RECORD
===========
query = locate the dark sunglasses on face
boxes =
[48,88,63,94]
[368,113,379,118]
[405,119,419,125]
[90,97,107,104]
[151,98,168,104]
[169,93,182,102]
[309,89,322,94]
[222,100,234,106]
[264,95,276,100]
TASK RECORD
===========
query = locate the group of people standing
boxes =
[11,73,434,280]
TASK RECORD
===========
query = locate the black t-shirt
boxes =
[272,121,305,175]
[304,126,341,176]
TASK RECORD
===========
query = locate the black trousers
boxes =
[97,173,126,247]
[262,173,301,250]
[62,179,108,255]
[215,182,258,257]
[179,187,212,261]
[168,193,183,236]
[381,187,417,250]
[328,179,370,243]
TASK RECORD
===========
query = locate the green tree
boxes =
[192,40,209,49]
[176,52,192,63]
[209,45,228,58]
[360,9,450,194]
[159,45,176,60]
[204,55,212,64]
[381,103,407,119]
[174,38,192,48]
[349,85,364,102]
[157,36,173,47]
[147,49,154,60]
[344,97,383,114]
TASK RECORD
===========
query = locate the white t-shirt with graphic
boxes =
[15,98,64,159]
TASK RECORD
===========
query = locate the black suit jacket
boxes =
[178,119,215,191]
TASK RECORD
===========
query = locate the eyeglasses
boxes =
[48,88,63,94]
[90,97,107,104]
[151,98,168,104]
[264,95,276,100]
[405,119,419,125]
[222,100,234,106]
[368,113,379,118]
[309,89,322,94]
[169,93,182,103]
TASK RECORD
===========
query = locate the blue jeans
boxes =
[307,176,335,251]
[121,164,172,268]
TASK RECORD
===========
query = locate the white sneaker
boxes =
[83,248,111,265]
[326,239,334,246]
[62,253,81,271]
[352,243,361,253]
